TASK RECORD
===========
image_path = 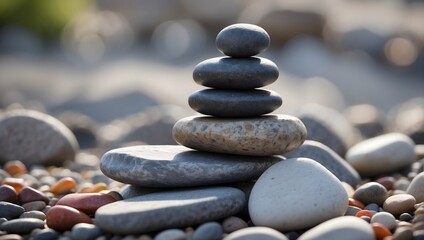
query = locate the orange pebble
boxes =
[80,183,108,193]
[372,223,392,240]
[349,198,365,209]
[50,177,77,195]
[4,160,27,176]
[3,177,25,193]
[355,210,373,218]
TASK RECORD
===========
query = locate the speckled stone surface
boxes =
[100,145,282,187]
[216,23,270,57]
[0,110,79,166]
[284,140,360,187]
[188,89,282,117]
[95,187,245,234]
[193,57,279,89]
[172,115,307,156]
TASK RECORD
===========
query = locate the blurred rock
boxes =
[0,109,79,166]
[388,98,424,144]
[0,26,43,57]
[295,104,360,157]
[58,112,100,149]
[344,104,386,138]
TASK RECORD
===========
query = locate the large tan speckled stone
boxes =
[172,114,307,156]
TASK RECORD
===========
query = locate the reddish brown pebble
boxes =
[376,176,396,191]
[349,198,365,209]
[50,177,77,195]
[0,185,18,203]
[372,223,392,240]
[46,205,92,231]
[356,210,373,218]
[3,160,27,177]
[19,187,49,204]
[56,193,117,215]
[3,178,25,193]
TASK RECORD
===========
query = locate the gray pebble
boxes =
[394,178,411,191]
[0,218,7,224]
[22,201,46,211]
[0,202,24,219]
[353,182,388,205]
[365,203,379,212]
[154,229,186,240]
[0,218,44,234]
[31,228,59,240]
[192,222,223,240]
[399,213,413,222]
[20,210,46,221]
[344,206,361,216]
[222,216,248,233]
[71,223,103,240]
[393,227,413,240]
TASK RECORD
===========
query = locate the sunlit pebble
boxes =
[384,37,418,67]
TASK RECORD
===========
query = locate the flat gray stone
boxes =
[119,185,162,199]
[95,187,245,234]
[216,24,270,57]
[0,110,78,166]
[193,57,278,89]
[173,115,306,156]
[284,140,360,186]
[0,218,45,234]
[188,89,282,117]
[0,202,24,219]
[100,145,282,187]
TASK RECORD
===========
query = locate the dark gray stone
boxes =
[19,210,46,221]
[189,89,282,117]
[192,222,223,240]
[353,182,388,206]
[216,23,270,57]
[119,185,162,199]
[0,218,44,234]
[0,202,24,219]
[95,187,245,234]
[284,140,360,186]
[71,223,103,240]
[31,228,59,240]
[193,57,278,90]
[100,145,282,187]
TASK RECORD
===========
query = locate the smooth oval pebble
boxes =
[71,223,102,240]
[216,23,270,57]
[154,229,186,240]
[407,172,424,203]
[56,193,117,215]
[20,210,46,221]
[50,177,77,195]
[353,182,388,206]
[173,115,306,156]
[0,109,79,166]
[31,228,59,240]
[4,160,27,177]
[18,186,49,204]
[0,201,24,219]
[46,205,93,231]
[223,226,288,240]
[95,187,245,234]
[393,227,413,240]
[22,201,46,212]
[188,89,282,117]
[371,212,397,230]
[298,216,374,240]
[193,57,278,89]
[383,194,416,216]
[0,185,18,203]
[346,133,416,177]
[192,222,223,240]
[222,216,248,233]
[249,158,348,231]
[0,218,45,234]
[101,145,282,187]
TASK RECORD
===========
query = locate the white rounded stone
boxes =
[407,172,424,203]
[298,216,374,240]
[249,158,348,231]
[346,133,416,177]
[223,227,288,240]
[371,212,397,230]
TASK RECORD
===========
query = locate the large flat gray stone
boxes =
[100,145,282,187]
[95,187,245,234]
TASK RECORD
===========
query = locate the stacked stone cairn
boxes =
[96,24,309,235]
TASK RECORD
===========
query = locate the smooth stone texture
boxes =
[0,185,18,203]
[18,187,49,204]
[71,223,103,240]
[101,145,282,187]
[154,229,186,240]
[222,216,248,233]
[192,222,222,240]
[119,185,162,199]
[249,158,348,231]
[20,210,46,221]
[284,140,360,186]
[295,104,359,156]
[46,205,93,231]
[0,110,79,166]
[95,187,245,234]
[353,182,388,206]
[56,193,117,215]
[346,133,416,176]
[371,212,397,230]
[0,218,45,234]
[22,201,46,212]
[0,202,24,219]
[173,115,307,156]
[216,24,270,57]
[298,216,374,240]
[193,57,278,89]
[223,227,288,240]
[188,89,282,117]
[407,172,424,203]
[344,206,361,216]
[31,229,59,240]
[383,194,416,216]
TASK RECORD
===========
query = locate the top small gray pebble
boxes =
[216,23,270,57]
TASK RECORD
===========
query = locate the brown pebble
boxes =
[414,222,424,231]
[56,193,117,215]
[413,214,424,224]
[397,221,413,228]
[3,178,25,193]
[50,177,77,195]
[18,187,49,204]
[46,205,92,231]
[0,185,18,203]
[377,176,396,191]
[22,201,46,212]
[393,227,413,240]
[3,161,27,177]
[383,194,416,217]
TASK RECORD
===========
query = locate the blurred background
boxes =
[0,0,423,150]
